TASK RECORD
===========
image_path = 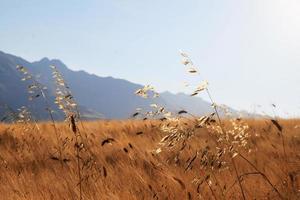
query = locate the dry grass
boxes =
[2,54,299,199]
[0,119,299,199]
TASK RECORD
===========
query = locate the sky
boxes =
[1,0,300,117]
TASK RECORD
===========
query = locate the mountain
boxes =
[0,50,216,120]
[160,91,213,114]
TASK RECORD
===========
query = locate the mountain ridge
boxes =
[0,50,218,120]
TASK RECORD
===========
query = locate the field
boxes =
[0,119,300,200]
[1,56,299,200]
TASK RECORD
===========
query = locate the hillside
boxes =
[0,51,215,120]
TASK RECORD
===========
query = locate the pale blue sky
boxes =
[1,0,300,117]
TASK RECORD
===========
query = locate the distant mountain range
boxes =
[0,50,224,120]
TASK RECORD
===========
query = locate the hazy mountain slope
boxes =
[0,51,102,120]
[0,50,217,120]
[160,91,213,115]
[0,51,51,120]
[28,57,166,119]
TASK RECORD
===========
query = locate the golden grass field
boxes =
[1,56,298,200]
[0,119,299,200]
